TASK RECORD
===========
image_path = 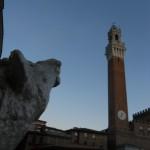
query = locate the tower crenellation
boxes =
[133,107,150,122]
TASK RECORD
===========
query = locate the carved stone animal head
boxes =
[0,50,61,150]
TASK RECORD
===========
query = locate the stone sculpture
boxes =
[0,50,61,150]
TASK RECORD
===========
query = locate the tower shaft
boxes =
[108,57,128,130]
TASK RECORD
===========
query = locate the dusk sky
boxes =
[3,0,150,130]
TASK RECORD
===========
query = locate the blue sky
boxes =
[3,0,150,130]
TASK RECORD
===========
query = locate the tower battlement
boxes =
[133,108,150,122]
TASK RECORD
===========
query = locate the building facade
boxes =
[16,120,106,150]
[66,127,107,149]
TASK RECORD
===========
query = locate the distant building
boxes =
[16,26,150,150]
[66,127,107,149]
[16,120,71,150]
[16,120,104,150]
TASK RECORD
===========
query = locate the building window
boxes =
[139,126,145,136]
[31,135,36,144]
[99,145,104,150]
[84,141,87,145]
[92,134,96,139]
[139,126,143,130]
[74,132,78,136]
[74,139,78,144]
[84,133,88,138]
[40,136,43,144]
[36,136,40,144]
[147,127,150,136]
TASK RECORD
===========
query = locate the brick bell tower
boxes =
[105,25,129,149]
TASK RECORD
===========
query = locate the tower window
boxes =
[115,34,119,41]
[117,58,120,63]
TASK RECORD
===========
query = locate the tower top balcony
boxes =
[105,25,126,60]
[108,25,122,43]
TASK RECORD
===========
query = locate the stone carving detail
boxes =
[0,50,61,150]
